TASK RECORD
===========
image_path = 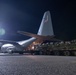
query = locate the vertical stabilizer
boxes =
[38,11,54,36]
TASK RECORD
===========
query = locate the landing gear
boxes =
[8,50,13,54]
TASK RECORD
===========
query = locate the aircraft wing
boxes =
[0,40,16,43]
[0,40,16,45]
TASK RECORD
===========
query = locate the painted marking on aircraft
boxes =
[44,15,48,23]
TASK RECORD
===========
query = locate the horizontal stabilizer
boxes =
[18,31,55,40]
[18,31,42,39]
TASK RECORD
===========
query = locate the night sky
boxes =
[0,0,76,41]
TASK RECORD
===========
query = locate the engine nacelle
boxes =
[1,44,16,53]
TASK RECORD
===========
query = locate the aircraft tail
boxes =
[18,11,61,43]
[17,11,59,47]
[37,11,54,36]
[18,11,54,38]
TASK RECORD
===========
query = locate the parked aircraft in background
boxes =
[0,11,58,54]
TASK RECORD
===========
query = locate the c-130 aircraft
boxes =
[0,11,58,54]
